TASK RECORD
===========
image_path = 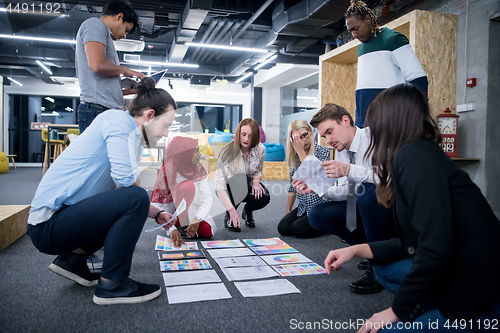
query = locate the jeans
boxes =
[77,103,108,134]
[380,304,500,332]
[308,183,392,245]
[27,186,150,282]
[372,258,412,294]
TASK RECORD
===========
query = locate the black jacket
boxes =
[369,139,500,322]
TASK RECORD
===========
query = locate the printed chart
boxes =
[250,244,298,255]
[271,263,326,276]
[243,237,287,247]
[201,239,245,249]
[261,253,312,265]
[160,259,212,271]
[158,250,206,261]
[155,235,198,251]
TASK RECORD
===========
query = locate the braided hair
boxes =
[344,0,381,37]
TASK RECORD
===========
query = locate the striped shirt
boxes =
[355,27,428,127]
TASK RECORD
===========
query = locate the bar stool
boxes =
[42,129,66,175]
[64,128,80,146]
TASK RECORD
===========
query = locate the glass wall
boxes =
[170,102,242,133]
[8,94,77,162]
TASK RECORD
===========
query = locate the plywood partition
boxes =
[320,10,457,122]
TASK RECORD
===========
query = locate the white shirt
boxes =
[152,172,216,235]
[323,127,377,201]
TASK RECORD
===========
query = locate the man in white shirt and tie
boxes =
[292,103,394,294]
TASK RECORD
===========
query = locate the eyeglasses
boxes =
[291,132,310,140]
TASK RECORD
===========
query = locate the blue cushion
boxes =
[208,129,234,145]
[263,142,285,161]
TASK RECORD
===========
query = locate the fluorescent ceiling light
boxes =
[207,91,250,97]
[125,60,199,68]
[235,72,253,84]
[297,96,319,100]
[36,60,53,75]
[186,42,269,53]
[7,76,23,86]
[65,107,73,112]
[147,66,151,77]
[45,97,55,103]
[0,34,76,44]
[42,111,60,116]
[255,54,278,70]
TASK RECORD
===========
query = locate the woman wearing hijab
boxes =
[151,136,216,247]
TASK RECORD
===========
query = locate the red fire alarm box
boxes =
[466,78,476,87]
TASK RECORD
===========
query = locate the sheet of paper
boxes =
[207,247,255,258]
[260,253,312,265]
[158,249,206,260]
[201,239,245,249]
[166,282,232,304]
[234,279,301,298]
[162,270,221,287]
[292,155,337,197]
[250,244,298,256]
[243,237,287,247]
[155,235,198,251]
[271,262,326,276]
[160,259,212,271]
[221,265,279,281]
[214,256,267,268]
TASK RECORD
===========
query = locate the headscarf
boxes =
[151,136,207,204]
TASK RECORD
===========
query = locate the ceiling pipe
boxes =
[232,0,275,41]
[199,20,240,62]
[212,20,244,61]
[188,19,219,62]
[193,19,228,62]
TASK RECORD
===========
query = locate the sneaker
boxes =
[87,253,103,272]
[93,278,161,305]
[49,253,100,287]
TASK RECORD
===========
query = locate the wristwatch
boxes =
[155,210,165,223]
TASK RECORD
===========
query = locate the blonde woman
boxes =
[277,119,329,238]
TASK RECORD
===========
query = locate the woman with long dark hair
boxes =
[214,118,270,232]
[324,84,500,332]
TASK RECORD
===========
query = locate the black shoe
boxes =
[242,208,255,228]
[357,259,370,270]
[224,211,241,232]
[93,278,161,305]
[350,267,384,294]
[49,253,100,287]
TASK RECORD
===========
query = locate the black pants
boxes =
[278,207,324,238]
[225,173,270,213]
[27,186,150,282]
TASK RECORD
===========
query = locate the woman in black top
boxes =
[324,84,500,332]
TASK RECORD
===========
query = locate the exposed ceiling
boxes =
[0,0,422,85]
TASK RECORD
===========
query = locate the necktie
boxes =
[346,151,357,232]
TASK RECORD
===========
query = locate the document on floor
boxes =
[162,270,221,287]
[250,244,299,255]
[207,247,255,258]
[158,249,206,261]
[234,279,301,298]
[243,237,288,247]
[155,235,198,251]
[272,262,327,276]
[160,259,212,271]
[166,282,232,304]
[260,253,312,265]
[221,265,279,281]
[292,155,337,197]
[201,239,245,249]
[214,256,267,268]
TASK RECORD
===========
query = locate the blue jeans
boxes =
[380,304,500,332]
[373,258,412,294]
[77,103,107,134]
[27,186,150,282]
[308,183,392,244]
